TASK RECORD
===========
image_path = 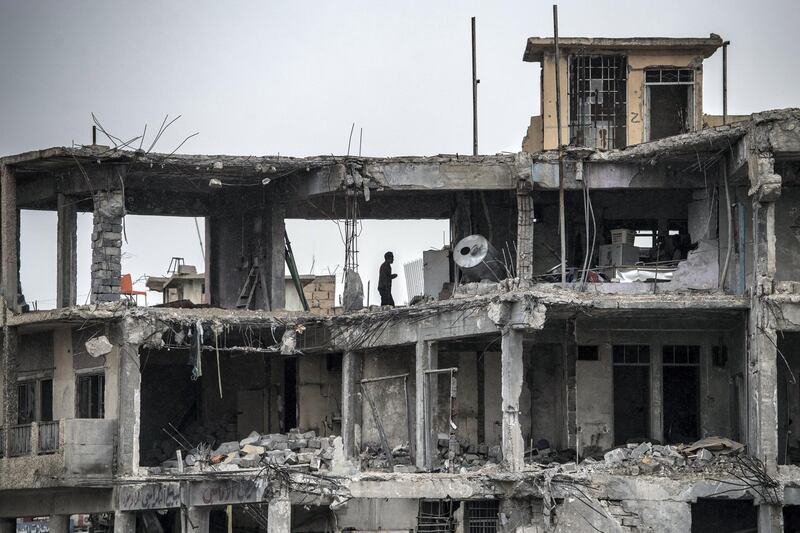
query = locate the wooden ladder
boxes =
[236,265,260,309]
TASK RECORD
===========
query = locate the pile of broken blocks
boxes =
[146,429,338,475]
[360,434,502,473]
[589,436,746,475]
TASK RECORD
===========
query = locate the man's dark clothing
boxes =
[378,261,395,306]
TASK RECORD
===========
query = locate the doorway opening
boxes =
[663,345,700,444]
[613,345,650,444]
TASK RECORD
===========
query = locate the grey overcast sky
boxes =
[1,0,798,307]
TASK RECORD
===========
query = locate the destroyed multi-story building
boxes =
[0,31,799,533]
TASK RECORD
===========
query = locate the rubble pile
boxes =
[588,436,746,475]
[144,420,234,465]
[360,443,414,471]
[360,434,501,472]
[144,429,339,475]
[435,433,500,471]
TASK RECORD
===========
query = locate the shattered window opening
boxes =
[77,373,105,419]
[645,68,695,141]
[418,500,458,533]
[568,53,627,150]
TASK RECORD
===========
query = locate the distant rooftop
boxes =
[523,34,723,62]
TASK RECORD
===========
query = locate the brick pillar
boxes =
[516,187,534,280]
[91,191,124,303]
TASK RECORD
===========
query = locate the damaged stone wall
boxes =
[90,191,123,304]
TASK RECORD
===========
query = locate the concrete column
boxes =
[516,189,534,280]
[56,193,78,308]
[0,164,19,311]
[113,510,135,532]
[0,518,15,533]
[267,493,291,533]
[185,507,210,533]
[90,190,124,303]
[116,321,141,475]
[563,322,577,450]
[758,503,783,533]
[748,201,779,474]
[650,342,663,444]
[1,321,18,456]
[48,514,70,533]
[341,351,363,459]
[501,329,524,471]
[750,302,779,473]
[415,340,438,469]
[268,202,285,311]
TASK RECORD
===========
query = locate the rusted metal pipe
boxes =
[722,40,730,125]
[472,16,478,156]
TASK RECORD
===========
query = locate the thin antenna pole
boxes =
[722,40,730,125]
[359,127,363,157]
[471,16,478,156]
[553,5,566,287]
[92,125,97,145]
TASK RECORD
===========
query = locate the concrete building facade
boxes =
[0,32,800,533]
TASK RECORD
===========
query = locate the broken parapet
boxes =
[91,190,124,303]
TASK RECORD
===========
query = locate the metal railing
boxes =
[38,421,59,454]
[9,424,32,456]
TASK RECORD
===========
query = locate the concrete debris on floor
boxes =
[142,429,339,475]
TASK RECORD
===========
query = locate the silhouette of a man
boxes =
[378,251,397,306]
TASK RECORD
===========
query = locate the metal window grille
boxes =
[663,345,700,366]
[645,69,694,85]
[568,54,627,150]
[0,427,5,458]
[466,500,500,533]
[38,421,60,454]
[613,345,651,366]
[418,500,457,533]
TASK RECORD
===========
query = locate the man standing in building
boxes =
[378,251,397,306]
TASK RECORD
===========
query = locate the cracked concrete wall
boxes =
[361,346,416,450]
[297,353,342,437]
[207,193,285,311]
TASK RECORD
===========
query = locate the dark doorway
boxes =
[613,345,650,444]
[690,498,756,533]
[648,85,690,141]
[663,345,700,444]
[283,357,298,431]
[785,505,800,533]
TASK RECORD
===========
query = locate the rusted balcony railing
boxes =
[9,424,32,456]
[38,421,59,454]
